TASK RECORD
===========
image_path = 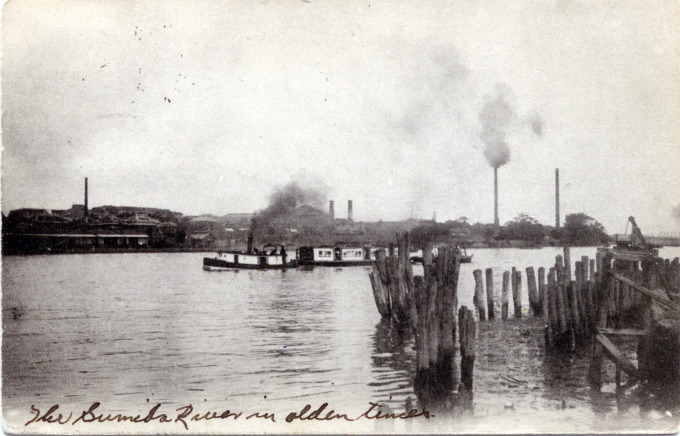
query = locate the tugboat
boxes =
[203,234,297,270]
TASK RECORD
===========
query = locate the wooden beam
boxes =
[612,272,680,312]
[597,327,646,337]
[608,252,654,262]
[595,334,638,379]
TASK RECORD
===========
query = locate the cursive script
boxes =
[25,401,432,430]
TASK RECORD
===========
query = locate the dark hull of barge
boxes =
[203,257,297,270]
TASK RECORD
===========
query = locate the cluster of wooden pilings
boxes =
[471,247,602,351]
[588,250,680,404]
[472,266,531,321]
[369,233,476,410]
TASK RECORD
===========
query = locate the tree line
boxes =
[410,212,610,247]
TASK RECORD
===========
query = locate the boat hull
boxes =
[203,257,297,271]
[297,259,374,267]
[410,254,473,264]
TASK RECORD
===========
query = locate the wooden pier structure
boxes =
[370,231,679,411]
[471,245,679,404]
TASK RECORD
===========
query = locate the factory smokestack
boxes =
[348,200,353,222]
[494,167,499,227]
[84,177,89,222]
[555,168,560,229]
[329,200,335,221]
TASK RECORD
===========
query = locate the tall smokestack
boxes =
[348,200,353,222]
[84,177,89,222]
[494,167,499,227]
[555,168,560,229]
[329,200,335,221]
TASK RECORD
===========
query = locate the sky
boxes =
[2,0,680,235]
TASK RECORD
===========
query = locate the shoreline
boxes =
[2,243,603,257]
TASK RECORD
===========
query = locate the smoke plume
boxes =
[479,85,516,168]
[673,204,680,223]
[260,181,326,218]
[530,114,544,137]
[249,180,329,240]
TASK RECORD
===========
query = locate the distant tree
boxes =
[410,223,450,245]
[498,213,546,243]
[562,213,609,246]
[469,222,497,242]
[547,225,561,240]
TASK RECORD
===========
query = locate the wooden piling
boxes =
[581,256,589,282]
[586,280,596,334]
[588,254,612,389]
[538,267,546,316]
[563,247,572,283]
[370,235,464,404]
[555,254,565,288]
[485,268,495,318]
[542,267,553,349]
[553,268,569,336]
[580,257,593,332]
[527,267,540,316]
[548,267,561,337]
[437,247,459,382]
[411,243,462,404]
[569,268,584,340]
[414,276,430,376]
[589,259,595,282]
[575,261,587,336]
[458,306,476,392]
[513,270,522,318]
[369,254,391,318]
[426,271,440,371]
[473,269,486,321]
[502,271,510,320]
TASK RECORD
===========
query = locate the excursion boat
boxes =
[296,246,378,267]
[203,245,297,270]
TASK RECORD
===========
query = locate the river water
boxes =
[3,247,680,433]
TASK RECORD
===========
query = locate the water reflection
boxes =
[369,318,416,412]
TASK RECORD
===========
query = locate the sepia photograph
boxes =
[2,0,680,433]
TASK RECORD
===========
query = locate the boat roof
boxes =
[299,245,370,251]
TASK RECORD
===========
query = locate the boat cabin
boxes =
[216,251,289,266]
[297,246,374,263]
